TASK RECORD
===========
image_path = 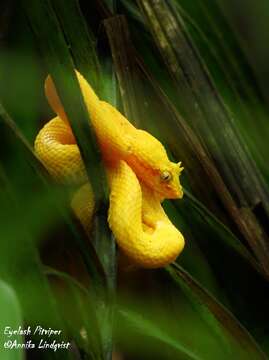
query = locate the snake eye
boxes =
[160,171,172,182]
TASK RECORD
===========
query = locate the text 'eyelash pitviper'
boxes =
[34,70,185,268]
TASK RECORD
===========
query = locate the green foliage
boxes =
[0,281,23,360]
[0,0,268,359]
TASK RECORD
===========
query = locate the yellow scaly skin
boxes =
[35,70,185,268]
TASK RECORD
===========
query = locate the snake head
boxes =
[132,158,184,199]
[157,161,184,199]
[127,130,184,199]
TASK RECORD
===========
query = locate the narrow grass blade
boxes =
[0,100,107,359]
[0,170,72,360]
[104,15,143,126]
[172,0,269,187]
[45,267,104,360]
[50,0,101,92]
[137,0,269,276]
[102,14,263,278]
[23,1,115,358]
[167,263,267,359]
[0,101,107,293]
[24,0,108,206]
[118,308,201,360]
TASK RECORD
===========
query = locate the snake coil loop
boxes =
[34,70,185,268]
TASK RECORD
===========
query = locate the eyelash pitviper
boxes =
[34,70,185,268]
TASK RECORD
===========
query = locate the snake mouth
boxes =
[156,185,183,199]
[169,184,183,198]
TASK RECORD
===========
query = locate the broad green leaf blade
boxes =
[0,280,23,360]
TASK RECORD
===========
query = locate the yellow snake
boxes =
[35,70,185,268]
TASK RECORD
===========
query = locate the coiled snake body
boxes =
[35,71,184,268]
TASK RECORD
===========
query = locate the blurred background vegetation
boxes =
[0,0,269,359]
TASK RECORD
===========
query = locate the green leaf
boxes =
[23,1,116,358]
[0,280,23,360]
[0,100,102,359]
[177,189,262,276]
[50,0,101,93]
[45,267,103,360]
[104,15,143,127]
[137,0,269,277]
[167,263,267,359]
[0,160,65,332]
[172,0,269,186]
[118,308,200,360]
[24,0,108,206]
[116,265,265,360]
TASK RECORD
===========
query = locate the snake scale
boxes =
[35,70,185,268]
